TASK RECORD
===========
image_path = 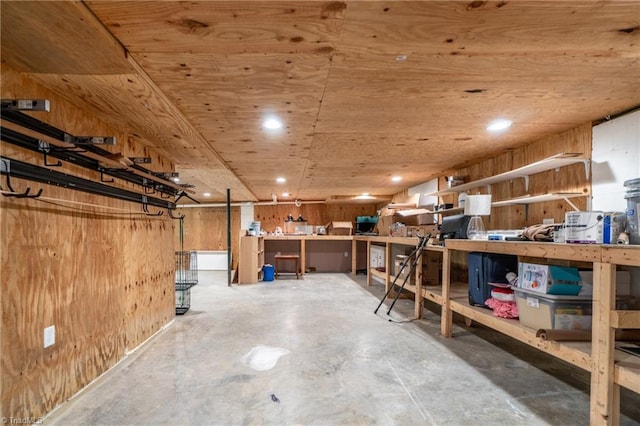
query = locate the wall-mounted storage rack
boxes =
[428,153,590,214]
[429,153,590,196]
[0,110,194,201]
[1,156,173,214]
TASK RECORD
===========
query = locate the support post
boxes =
[227,188,231,287]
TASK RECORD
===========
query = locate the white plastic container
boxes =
[514,287,592,331]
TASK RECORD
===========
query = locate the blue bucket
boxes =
[262,264,275,282]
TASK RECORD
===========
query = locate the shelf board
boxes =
[491,192,586,207]
[444,240,601,262]
[369,268,387,280]
[615,352,640,393]
[429,153,587,196]
[433,206,464,214]
[449,297,593,371]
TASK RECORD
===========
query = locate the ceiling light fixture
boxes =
[487,119,512,132]
[282,192,289,197]
[263,117,283,130]
[172,177,180,182]
[276,177,286,183]
[203,192,211,197]
[355,194,374,200]
[391,176,402,182]
[395,55,407,61]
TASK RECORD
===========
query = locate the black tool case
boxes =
[467,252,518,307]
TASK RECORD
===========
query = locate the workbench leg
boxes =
[440,248,453,338]
[300,240,306,275]
[351,239,357,275]
[590,261,616,425]
[366,241,372,286]
[414,249,423,319]
[384,242,391,293]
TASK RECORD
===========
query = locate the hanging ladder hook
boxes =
[168,209,185,220]
[141,196,164,216]
[1,159,43,198]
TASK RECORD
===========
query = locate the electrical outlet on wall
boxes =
[44,325,55,348]
[543,218,555,225]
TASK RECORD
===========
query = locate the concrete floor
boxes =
[45,272,640,426]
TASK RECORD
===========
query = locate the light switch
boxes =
[44,325,55,348]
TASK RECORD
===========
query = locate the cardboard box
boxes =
[327,221,353,235]
[565,211,604,244]
[393,210,435,226]
[394,255,414,284]
[422,250,442,286]
[514,287,592,331]
[518,263,582,295]
[375,214,393,236]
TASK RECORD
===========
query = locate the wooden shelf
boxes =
[438,239,639,424]
[449,297,592,371]
[369,268,387,280]
[615,353,640,393]
[491,192,586,209]
[429,153,588,196]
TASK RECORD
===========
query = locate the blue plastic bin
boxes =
[262,264,274,282]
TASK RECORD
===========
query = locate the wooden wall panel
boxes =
[439,123,592,230]
[254,203,378,234]
[1,66,174,419]
[173,203,377,270]
[174,207,240,251]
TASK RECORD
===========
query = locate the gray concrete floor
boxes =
[45,272,640,426]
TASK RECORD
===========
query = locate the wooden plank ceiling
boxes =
[2,1,639,203]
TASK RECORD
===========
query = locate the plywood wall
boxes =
[254,203,378,233]
[173,203,378,270]
[438,123,592,230]
[1,65,174,419]
[427,123,593,281]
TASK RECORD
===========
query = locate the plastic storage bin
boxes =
[514,287,592,331]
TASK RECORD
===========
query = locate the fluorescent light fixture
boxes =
[263,117,283,130]
[203,192,211,197]
[487,119,512,132]
[391,176,402,182]
[276,177,286,183]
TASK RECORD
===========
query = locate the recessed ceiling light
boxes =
[263,117,283,130]
[396,55,408,61]
[355,194,374,200]
[391,176,402,182]
[276,177,286,183]
[487,119,512,132]
[203,192,211,197]
[282,192,289,197]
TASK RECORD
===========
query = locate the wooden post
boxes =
[440,247,452,337]
[351,239,357,275]
[366,241,372,286]
[384,242,391,293]
[414,247,423,319]
[300,239,306,275]
[590,261,616,425]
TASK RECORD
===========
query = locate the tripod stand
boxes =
[374,233,430,316]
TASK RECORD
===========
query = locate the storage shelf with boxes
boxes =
[375,206,437,238]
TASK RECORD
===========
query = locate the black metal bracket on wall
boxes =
[0,109,187,200]
[0,156,175,214]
